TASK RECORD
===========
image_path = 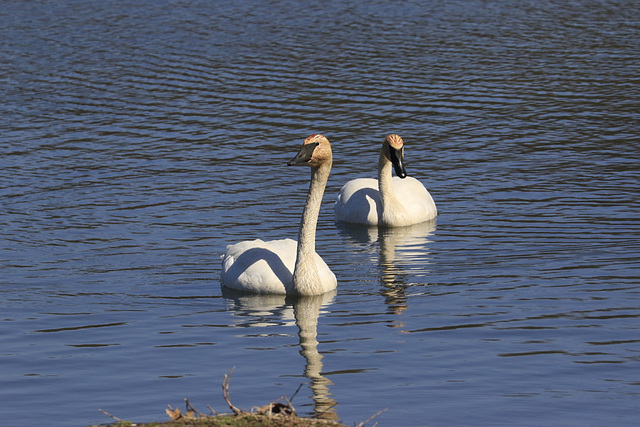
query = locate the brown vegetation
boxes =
[93,369,384,427]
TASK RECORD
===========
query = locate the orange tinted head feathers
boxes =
[288,134,332,167]
[385,134,404,150]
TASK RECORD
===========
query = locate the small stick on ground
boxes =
[222,367,242,415]
[356,407,388,427]
[289,382,305,402]
[185,398,206,417]
[281,394,296,415]
[98,409,126,422]
[315,401,339,416]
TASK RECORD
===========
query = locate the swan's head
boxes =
[384,134,407,178]
[287,134,332,168]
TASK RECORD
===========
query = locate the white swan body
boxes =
[221,134,337,296]
[222,238,335,294]
[335,134,437,227]
[336,176,436,226]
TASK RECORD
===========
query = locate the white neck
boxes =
[292,161,331,295]
[378,152,407,225]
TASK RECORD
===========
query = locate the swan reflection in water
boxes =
[222,289,338,420]
[337,220,436,315]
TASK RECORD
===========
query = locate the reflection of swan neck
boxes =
[377,222,436,315]
[294,295,338,420]
[379,228,397,269]
[294,297,323,370]
[293,162,331,295]
[299,320,322,378]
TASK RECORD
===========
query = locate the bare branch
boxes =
[356,407,388,427]
[98,409,126,422]
[222,367,242,414]
[289,382,306,402]
[184,398,206,417]
[281,395,296,416]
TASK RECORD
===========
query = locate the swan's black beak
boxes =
[287,142,319,166]
[389,146,407,178]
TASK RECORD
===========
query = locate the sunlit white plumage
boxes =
[335,134,437,227]
[221,134,337,295]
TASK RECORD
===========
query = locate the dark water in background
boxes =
[1,0,639,425]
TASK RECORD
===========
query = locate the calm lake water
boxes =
[2,0,639,426]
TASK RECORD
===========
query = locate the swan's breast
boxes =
[391,176,438,224]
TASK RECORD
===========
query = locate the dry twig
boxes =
[281,394,296,415]
[356,407,388,427]
[289,382,305,402]
[98,409,126,422]
[315,401,339,416]
[184,398,206,417]
[222,367,242,415]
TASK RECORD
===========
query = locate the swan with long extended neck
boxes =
[335,134,437,227]
[221,134,337,295]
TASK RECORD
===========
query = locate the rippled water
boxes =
[2,0,639,426]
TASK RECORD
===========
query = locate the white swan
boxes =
[221,134,337,296]
[335,134,437,227]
